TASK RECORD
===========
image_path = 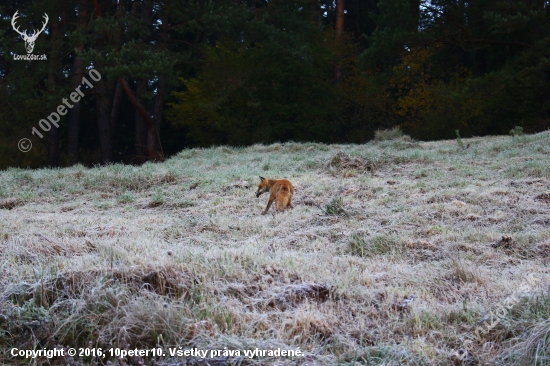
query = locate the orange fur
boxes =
[255,176,294,215]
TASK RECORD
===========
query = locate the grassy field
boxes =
[1,131,550,365]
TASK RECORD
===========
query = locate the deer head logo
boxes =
[11,11,49,54]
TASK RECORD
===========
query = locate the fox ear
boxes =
[259,176,265,181]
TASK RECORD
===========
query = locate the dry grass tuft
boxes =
[492,235,515,249]
[374,127,404,141]
[249,283,332,310]
[163,172,178,184]
[0,198,24,210]
[502,320,550,365]
[493,291,550,364]
[446,258,486,285]
[535,192,550,203]
[348,233,403,257]
[325,151,374,175]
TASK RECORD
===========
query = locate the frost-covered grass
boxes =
[1,132,550,365]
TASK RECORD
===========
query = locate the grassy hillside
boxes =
[1,131,550,365]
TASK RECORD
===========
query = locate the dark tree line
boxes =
[1,0,549,168]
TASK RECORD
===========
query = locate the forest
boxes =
[0,0,549,168]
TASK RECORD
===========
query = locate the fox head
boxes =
[255,176,270,198]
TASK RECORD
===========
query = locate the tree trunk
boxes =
[133,0,153,163]
[89,0,113,163]
[409,0,420,32]
[335,0,345,85]
[335,0,345,141]
[95,81,113,163]
[134,79,148,163]
[472,49,487,76]
[534,3,550,129]
[150,76,166,160]
[47,15,61,166]
[110,81,123,145]
[67,0,88,165]
[119,78,159,161]
[66,57,82,164]
[151,6,169,160]
[104,1,126,157]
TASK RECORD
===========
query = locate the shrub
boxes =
[374,127,404,141]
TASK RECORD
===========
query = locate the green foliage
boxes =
[360,0,422,70]
[510,126,524,138]
[348,233,369,257]
[1,0,550,168]
[361,0,550,141]
[169,19,339,146]
[151,189,164,205]
[118,190,135,204]
[324,196,347,216]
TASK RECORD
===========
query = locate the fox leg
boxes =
[276,197,286,212]
[262,197,275,215]
[287,198,293,209]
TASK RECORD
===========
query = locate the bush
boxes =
[374,127,404,141]
[324,196,348,216]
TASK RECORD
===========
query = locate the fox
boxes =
[255,176,294,215]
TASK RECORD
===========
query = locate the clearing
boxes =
[1,132,550,365]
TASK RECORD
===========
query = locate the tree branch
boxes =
[91,0,102,17]
[119,78,164,161]
[463,39,532,48]
[119,78,154,129]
